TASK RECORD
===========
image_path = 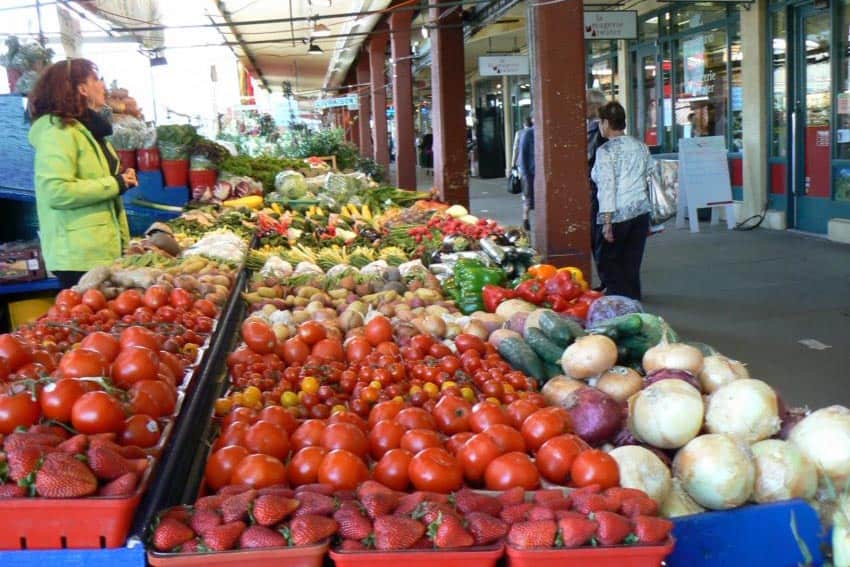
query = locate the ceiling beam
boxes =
[215,0,270,92]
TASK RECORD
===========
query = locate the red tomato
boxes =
[321,422,369,459]
[129,380,176,417]
[373,448,413,491]
[58,348,109,379]
[409,335,435,353]
[291,419,327,452]
[169,288,194,310]
[536,434,588,484]
[231,453,287,488]
[0,334,33,372]
[39,378,87,422]
[0,357,9,381]
[142,285,170,310]
[0,392,41,434]
[281,337,310,365]
[445,431,475,456]
[400,428,444,454]
[194,299,218,318]
[318,449,370,490]
[506,399,540,429]
[408,447,463,493]
[396,406,437,431]
[429,343,452,358]
[205,445,250,491]
[484,451,541,490]
[521,407,573,453]
[368,419,405,460]
[120,414,161,448]
[432,395,472,435]
[259,406,298,435]
[327,411,368,433]
[55,289,81,307]
[242,320,276,354]
[111,346,159,389]
[71,391,125,434]
[364,316,393,346]
[458,432,504,484]
[113,290,143,316]
[287,446,328,486]
[368,399,405,429]
[120,326,160,351]
[454,334,486,354]
[482,423,527,454]
[81,289,107,311]
[570,449,620,489]
[245,420,290,460]
[297,321,327,346]
[469,402,510,433]
[80,331,121,362]
[312,339,344,362]
[345,338,372,363]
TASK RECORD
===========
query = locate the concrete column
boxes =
[741,0,768,222]
[616,40,631,112]
[430,1,469,206]
[390,10,417,189]
[368,29,390,170]
[503,75,514,175]
[356,56,373,158]
[528,0,591,274]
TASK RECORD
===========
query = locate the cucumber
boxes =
[543,361,563,381]
[525,327,565,365]
[497,337,545,381]
[538,310,585,346]
[614,313,643,336]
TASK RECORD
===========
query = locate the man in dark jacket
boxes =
[517,117,535,230]
[586,89,608,290]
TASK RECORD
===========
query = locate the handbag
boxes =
[508,167,522,195]
[646,160,676,224]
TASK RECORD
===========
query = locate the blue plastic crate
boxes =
[0,94,35,196]
[137,170,189,207]
[0,542,145,567]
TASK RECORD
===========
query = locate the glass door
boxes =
[791,5,832,231]
[635,45,660,149]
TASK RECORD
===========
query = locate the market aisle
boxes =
[442,170,850,409]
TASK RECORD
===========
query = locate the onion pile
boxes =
[560,335,618,379]
[643,342,705,376]
[673,434,755,510]
[750,439,817,504]
[595,366,643,403]
[609,445,672,504]
[661,478,706,518]
[561,387,623,446]
[699,354,749,393]
[788,405,850,488]
[704,379,781,443]
[628,379,704,449]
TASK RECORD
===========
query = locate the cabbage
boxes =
[324,172,357,201]
[587,295,644,327]
[274,170,308,198]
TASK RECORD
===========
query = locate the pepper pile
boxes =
[482,265,601,319]
[443,258,506,314]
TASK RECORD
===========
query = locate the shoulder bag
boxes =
[507,167,522,195]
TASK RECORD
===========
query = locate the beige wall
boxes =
[740,0,769,221]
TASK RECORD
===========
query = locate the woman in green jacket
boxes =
[28,58,138,289]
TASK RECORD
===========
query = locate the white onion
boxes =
[699,354,749,393]
[661,478,706,518]
[609,445,672,504]
[596,366,643,403]
[560,335,618,380]
[462,320,490,340]
[673,434,755,510]
[705,379,781,443]
[789,405,850,488]
[643,342,705,376]
[751,439,817,504]
[541,377,586,407]
[628,380,704,449]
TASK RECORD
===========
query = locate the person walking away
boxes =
[591,101,652,300]
[517,117,535,231]
[28,58,138,289]
[586,88,608,290]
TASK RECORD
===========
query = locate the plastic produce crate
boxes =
[505,540,674,567]
[330,544,505,567]
[148,539,328,567]
[0,543,146,567]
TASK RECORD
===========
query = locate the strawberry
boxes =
[3,432,62,452]
[499,486,526,506]
[558,515,598,548]
[218,483,253,496]
[334,507,373,540]
[500,502,534,524]
[336,489,357,501]
[295,483,335,496]
[571,492,617,515]
[35,452,97,498]
[414,501,457,525]
[0,483,27,498]
[258,485,294,497]
[533,489,571,510]
[194,494,225,511]
[189,508,222,536]
[152,518,196,552]
[202,520,246,551]
[239,524,287,548]
[288,514,338,546]
[356,479,395,499]
[394,492,429,516]
[177,538,201,554]
[429,512,474,549]
[98,471,139,497]
[293,491,336,517]
[27,425,69,439]
[253,494,300,526]
[633,515,673,544]
[452,489,503,516]
[507,520,558,548]
[360,491,400,519]
[220,489,257,523]
[374,515,425,550]
[412,536,434,549]
[527,506,556,521]
[57,434,89,455]
[162,505,192,523]
[86,446,134,481]
[339,538,368,551]
[621,496,659,518]
[593,511,632,545]
[555,510,587,521]
[465,512,508,546]
[6,445,48,482]
[602,487,647,510]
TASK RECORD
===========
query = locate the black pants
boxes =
[53,270,86,290]
[597,213,650,300]
[590,182,604,284]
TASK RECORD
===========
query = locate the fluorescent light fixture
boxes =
[308,42,324,55]
[313,23,332,37]
[421,26,429,39]
[150,55,168,67]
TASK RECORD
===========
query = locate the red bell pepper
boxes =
[544,272,583,302]
[576,290,604,305]
[546,294,571,312]
[482,285,515,313]
[515,279,548,305]
[562,301,590,320]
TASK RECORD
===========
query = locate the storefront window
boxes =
[730,33,743,152]
[771,11,787,158]
[640,15,660,42]
[836,0,850,167]
[673,29,728,147]
[589,58,618,98]
[675,4,727,32]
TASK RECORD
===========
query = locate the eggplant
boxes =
[478,238,507,264]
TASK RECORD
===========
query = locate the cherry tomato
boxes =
[205,445,249,491]
[570,449,620,489]
[287,446,328,487]
[458,432,504,484]
[373,448,413,491]
[318,448,370,490]
[231,453,287,488]
[484,451,540,490]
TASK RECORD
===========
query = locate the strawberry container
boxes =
[330,543,504,567]
[147,539,328,567]
[505,539,675,567]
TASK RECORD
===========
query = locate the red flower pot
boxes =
[6,68,22,92]
[189,169,218,190]
[161,159,190,187]
[116,150,137,172]
[136,148,161,172]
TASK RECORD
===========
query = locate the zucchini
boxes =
[538,310,585,346]
[497,337,545,381]
[525,327,565,365]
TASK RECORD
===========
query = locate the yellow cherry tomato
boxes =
[486,397,501,406]
[423,382,439,397]
[369,380,383,391]
[243,386,262,405]
[301,376,319,395]
[441,380,458,391]
[331,404,347,415]
[214,397,233,416]
[460,387,476,403]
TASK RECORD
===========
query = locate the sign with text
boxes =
[315,95,359,110]
[479,56,529,77]
[584,11,638,40]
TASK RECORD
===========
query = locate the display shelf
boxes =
[0,277,60,296]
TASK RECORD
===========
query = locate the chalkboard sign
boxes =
[676,136,735,232]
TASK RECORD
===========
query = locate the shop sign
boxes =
[479,56,529,77]
[315,95,360,110]
[838,92,850,115]
[583,11,637,40]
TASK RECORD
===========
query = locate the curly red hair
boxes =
[28,58,98,125]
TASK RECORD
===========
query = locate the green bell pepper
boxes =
[452,258,506,314]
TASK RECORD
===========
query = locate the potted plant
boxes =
[156,124,198,187]
[0,36,53,94]
[108,116,147,171]
[137,125,160,172]
[188,138,230,191]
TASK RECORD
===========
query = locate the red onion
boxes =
[644,368,702,392]
[778,406,809,440]
[563,387,623,446]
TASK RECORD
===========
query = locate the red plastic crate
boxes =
[330,543,504,567]
[505,539,675,567]
[148,540,328,567]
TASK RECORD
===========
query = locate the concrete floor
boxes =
[415,169,850,409]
